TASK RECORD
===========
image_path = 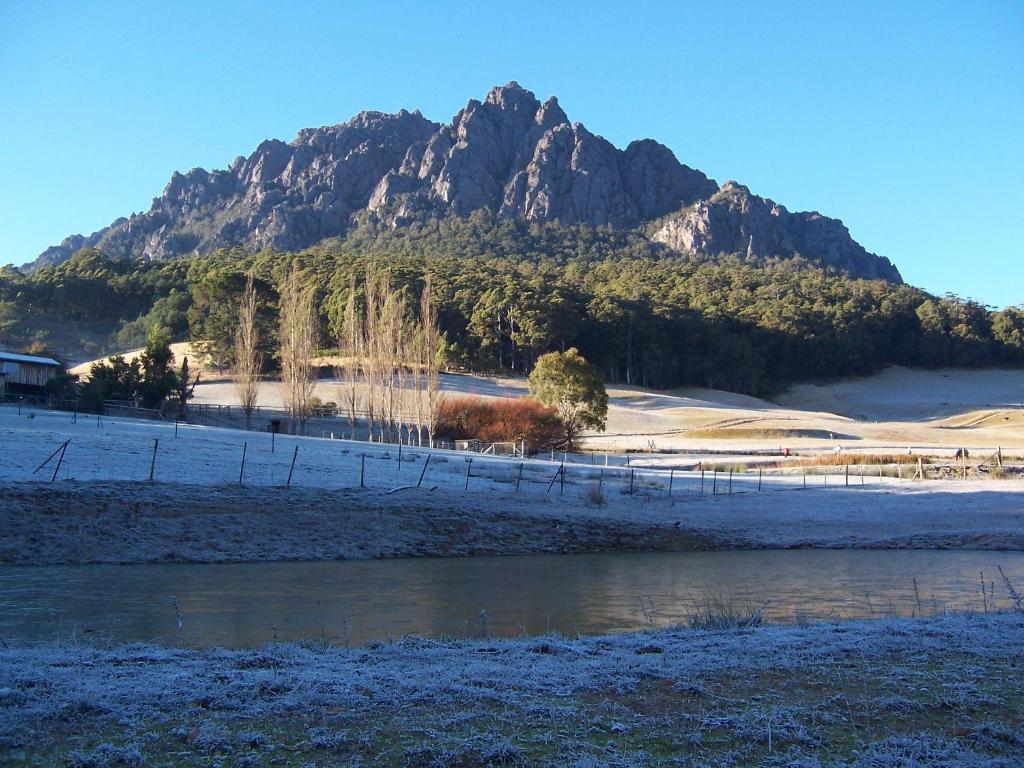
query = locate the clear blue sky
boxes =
[1,1,1021,306]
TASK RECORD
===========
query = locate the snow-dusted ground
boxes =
[3,403,1024,564]
[2,612,1021,766]
[0,402,819,496]
[779,366,1024,421]
[184,366,1024,455]
[64,346,1024,453]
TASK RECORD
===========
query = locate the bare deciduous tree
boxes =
[380,290,404,444]
[336,277,362,439]
[233,277,262,430]
[335,268,445,446]
[421,276,443,447]
[279,268,318,434]
[363,268,381,441]
[411,322,426,446]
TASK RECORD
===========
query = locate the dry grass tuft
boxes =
[582,482,606,506]
[684,596,767,630]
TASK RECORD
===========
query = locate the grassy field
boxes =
[2,612,1021,767]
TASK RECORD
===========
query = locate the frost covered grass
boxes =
[3,402,1024,565]
[1,612,1021,766]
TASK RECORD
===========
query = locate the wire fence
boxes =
[3,403,923,506]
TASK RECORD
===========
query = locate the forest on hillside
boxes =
[3,214,1022,396]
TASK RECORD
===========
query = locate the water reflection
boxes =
[1,550,1022,648]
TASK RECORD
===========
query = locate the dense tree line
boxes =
[2,213,1022,396]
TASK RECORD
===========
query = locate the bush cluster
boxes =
[436,396,565,452]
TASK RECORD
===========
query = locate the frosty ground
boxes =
[1,612,1022,767]
[2,405,1024,564]
[4,373,1024,767]
[177,362,1024,453]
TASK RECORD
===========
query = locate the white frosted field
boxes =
[179,364,1024,455]
[3,401,1024,558]
[71,342,1024,455]
[0,400,877,498]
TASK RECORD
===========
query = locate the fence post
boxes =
[465,458,473,491]
[560,461,565,494]
[174,420,179,438]
[418,453,431,488]
[629,467,635,496]
[728,468,733,495]
[34,439,70,476]
[515,461,523,492]
[239,442,247,485]
[668,469,674,496]
[271,430,276,454]
[148,439,159,482]
[51,441,69,482]
[545,463,561,494]
[286,445,298,487]
[360,453,365,488]
[598,467,604,493]
[713,469,718,495]
[845,464,849,486]
[803,468,807,489]
[398,442,403,470]
[758,467,762,492]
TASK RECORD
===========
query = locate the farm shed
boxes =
[0,351,63,392]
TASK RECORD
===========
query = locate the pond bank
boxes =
[2,612,1021,766]
[2,479,1024,565]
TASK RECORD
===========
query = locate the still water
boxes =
[1,550,1022,648]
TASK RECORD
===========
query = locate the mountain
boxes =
[31,82,901,282]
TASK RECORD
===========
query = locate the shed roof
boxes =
[0,351,61,367]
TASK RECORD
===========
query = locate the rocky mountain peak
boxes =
[29,83,901,283]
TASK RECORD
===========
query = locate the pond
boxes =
[2,550,1022,648]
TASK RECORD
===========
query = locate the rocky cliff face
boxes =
[32,82,901,282]
[651,182,901,281]
[367,84,717,228]
[36,109,439,265]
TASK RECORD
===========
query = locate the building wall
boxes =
[4,363,59,388]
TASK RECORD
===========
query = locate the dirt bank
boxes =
[0,481,717,565]
[3,479,1024,565]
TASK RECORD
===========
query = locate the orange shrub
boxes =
[437,396,565,452]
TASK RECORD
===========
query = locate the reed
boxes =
[998,566,1023,611]
[684,596,766,630]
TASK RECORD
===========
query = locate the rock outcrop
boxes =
[651,182,901,282]
[31,82,901,283]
